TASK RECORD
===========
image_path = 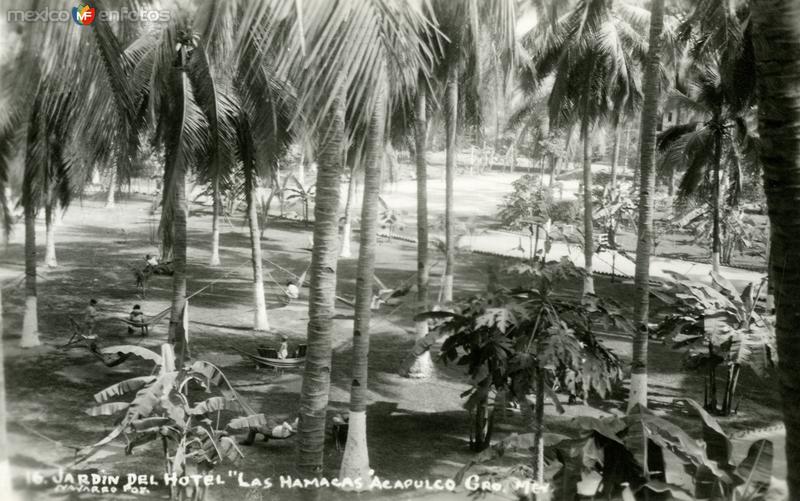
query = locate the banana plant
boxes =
[78,344,269,501]
[456,398,774,501]
[675,206,767,265]
[651,270,776,415]
[282,174,316,225]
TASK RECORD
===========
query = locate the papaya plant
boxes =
[418,258,627,490]
[76,344,273,501]
[651,270,776,415]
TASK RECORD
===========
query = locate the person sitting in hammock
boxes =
[286,280,300,301]
[127,304,145,335]
[277,335,289,360]
[145,254,159,269]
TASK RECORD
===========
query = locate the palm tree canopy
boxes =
[656,62,758,204]
[522,0,648,132]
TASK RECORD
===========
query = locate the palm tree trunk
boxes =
[246,172,269,332]
[340,85,385,486]
[581,117,595,295]
[105,166,117,208]
[340,167,357,259]
[406,76,433,379]
[21,204,40,348]
[610,122,621,194]
[298,96,345,474]
[0,284,11,499]
[629,0,665,412]
[668,107,682,197]
[209,180,221,266]
[443,64,458,303]
[551,124,574,191]
[712,134,722,272]
[167,165,188,362]
[44,197,57,268]
[766,221,774,311]
[751,2,800,496]
[297,157,305,187]
[493,41,502,151]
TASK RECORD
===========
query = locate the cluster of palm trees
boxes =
[1,0,800,497]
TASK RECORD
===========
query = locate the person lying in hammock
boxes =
[370,282,413,310]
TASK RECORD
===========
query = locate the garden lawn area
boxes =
[1,171,785,500]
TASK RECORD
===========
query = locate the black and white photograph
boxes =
[0,0,797,499]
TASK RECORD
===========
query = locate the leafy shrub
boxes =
[497,175,581,230]
[548,199,582,225]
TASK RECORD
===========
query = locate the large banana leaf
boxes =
[93,375,157,403]
[735,439,773,500]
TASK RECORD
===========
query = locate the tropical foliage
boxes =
[79,344,268,501]
[457,399,775,500]
[417,259,626,466]
[651,271,776,415]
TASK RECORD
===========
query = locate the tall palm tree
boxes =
[0,92,13,500]
[236,0,437,473]
[398,0,516,375]
[656,63,756,272]
[339,78,387,485]
[4,0,152,349]
[0,280,8,499]
[405,75,435,379]
[190,2,296,333]
[751,1,800,497]
[432,0,517,303]
[629,0,666,412]
[527,0,646,295]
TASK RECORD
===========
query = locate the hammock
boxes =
[61,318,131,367]
[114,307,171,335]
[231,346,306,371]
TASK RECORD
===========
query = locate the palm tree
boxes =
[339,78,387,485]
[432,0,517,303]
[234,0,438,473]
[527,0,646,295]
[405,75,435,379]
[398,0,516,375]
[751,1,800,497]
[629,0,666,412]
[0,281,8,499]
[296,90,346,472]
[656,63,756,273]
[0,97,13,501]
[4,0,154,349]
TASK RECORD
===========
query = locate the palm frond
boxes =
[677,126,716,200]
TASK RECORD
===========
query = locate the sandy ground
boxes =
[0,170,785,500]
